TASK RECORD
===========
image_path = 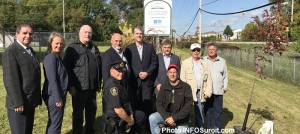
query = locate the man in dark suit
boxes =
[2,23,41,134]
[101,33,131,119]
[124,26,158,122]
[154,39,181,95]
[102,33,130,85]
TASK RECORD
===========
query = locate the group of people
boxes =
[2,23,228,134]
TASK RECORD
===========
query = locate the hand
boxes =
[203,94,209,100]
[56,101,63,108]
[156,84,162,92]
[14,105,24,113]
[224,90,227,93]
[127,114,135,126]
[69,86,77,96]
[139,72,148,80]
[165,117,175,126]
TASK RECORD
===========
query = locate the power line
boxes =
[181,8,200,38]
[202,0,220,6]
[200,1,277,15]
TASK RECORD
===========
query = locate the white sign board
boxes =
[144,0,172,36]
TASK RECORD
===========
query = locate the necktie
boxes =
[26,47,38,64]
[26,47,33,57]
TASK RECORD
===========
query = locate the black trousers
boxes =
[72,90,97,134]
[7,107,35,134]
[104,110,146,134]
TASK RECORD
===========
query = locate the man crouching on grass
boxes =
[149,64,193,134]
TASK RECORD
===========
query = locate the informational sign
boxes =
[144,0,172,36]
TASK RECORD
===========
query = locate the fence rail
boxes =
[219,48,300,86]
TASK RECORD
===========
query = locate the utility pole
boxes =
[63,0,66,39]
[173,16,177,46]
[199,0,202,44]
[291,0,294,22]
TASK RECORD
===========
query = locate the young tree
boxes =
[223,25,233,39]
[248,0,289,78]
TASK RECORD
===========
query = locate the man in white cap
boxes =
[180,43,212,130]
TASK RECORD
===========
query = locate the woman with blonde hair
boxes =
[42,32,69,134]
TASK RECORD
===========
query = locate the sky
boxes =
[172,0,272,37]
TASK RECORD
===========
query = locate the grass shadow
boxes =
[222,108,234,129]
[64,115,104,134]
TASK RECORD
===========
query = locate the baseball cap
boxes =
[167,64,178,71]
[111,61,126,72]
[190,43,201,50]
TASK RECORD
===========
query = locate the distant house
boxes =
[229,29,242,40]
[0,34,14,48]
[202,31,217,37]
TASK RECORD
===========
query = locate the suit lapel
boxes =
[131,43,142,63]
[109,47,122,60]
[141,43,147,62]
[15,43,40,69]
[159,54,167,71]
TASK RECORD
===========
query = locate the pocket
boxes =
[75,54,85,67]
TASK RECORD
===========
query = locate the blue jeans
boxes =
[194,89,205,129]
[149,112,188,134]
[205,94,223,132]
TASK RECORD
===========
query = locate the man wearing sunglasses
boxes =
[180,43,212,131]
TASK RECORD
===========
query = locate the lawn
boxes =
[0,46,299,133]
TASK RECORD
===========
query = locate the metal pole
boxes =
[242,81,256,131]
[199,0,202,43]
[2,29,5,48]
[173,16,176,47]
[294,57,296,81]
[291,0,294,22]
[63,0,66,39]
[272,56,274,76]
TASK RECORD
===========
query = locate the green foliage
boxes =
[0,0,143,42]
[241,22,258,41]
[202,35,218,43]
[223,25,233,39]
[110,0,144,27]
[119,21,134,46]
[176,41,194,49]
[290,0,300,41]
[0,1,17,30]
[292,41,300,52]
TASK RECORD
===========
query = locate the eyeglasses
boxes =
[192,49,201,52]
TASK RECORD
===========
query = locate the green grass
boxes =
[0,46,299,133]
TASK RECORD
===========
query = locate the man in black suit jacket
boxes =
[101,33,131,116]
[124,26,158,119]
[102,33,129,85]
[2,23,41,134]
[154,39,181,95]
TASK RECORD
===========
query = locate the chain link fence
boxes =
[219,48,300,86]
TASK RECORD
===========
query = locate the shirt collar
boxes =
[206,55,220,61]
[163,53,171,57]
[167,80,183,90]
[16,39,29,49]
[112,46,122,54]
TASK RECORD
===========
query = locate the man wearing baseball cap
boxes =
[149,64,193,133]
[180,43,213,130]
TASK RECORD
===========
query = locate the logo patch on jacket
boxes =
[110,87,118,96]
